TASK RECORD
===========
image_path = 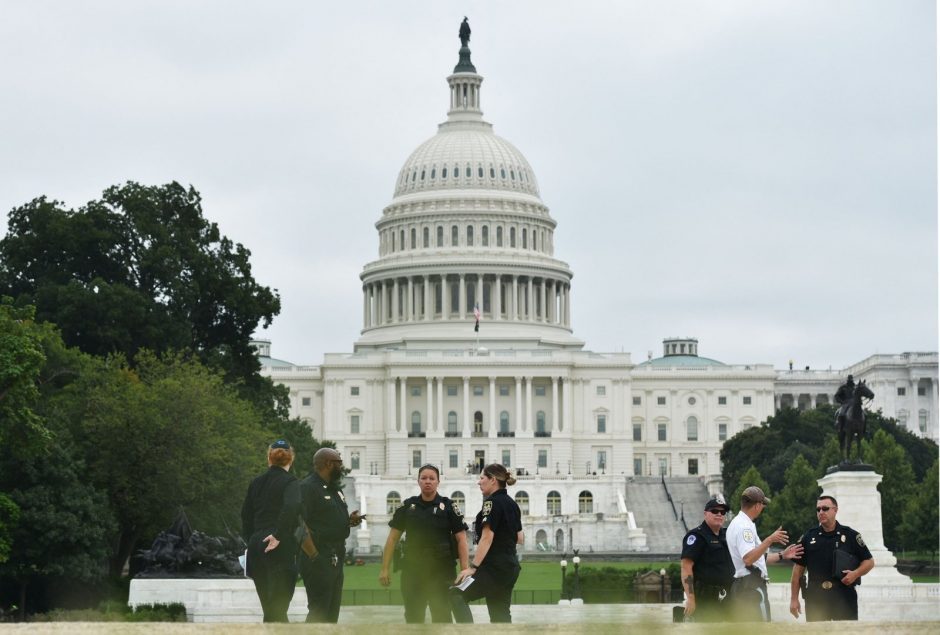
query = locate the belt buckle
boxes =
[821,581,833,590]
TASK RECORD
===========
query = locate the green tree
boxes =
[0,183,282,412]
[0,440,115,619]
[898,458,939,554]
[863,429,917,550]
[762,455,819,540]
[0,300,51,454]
[730,466,774,536]
[815,436,842,477]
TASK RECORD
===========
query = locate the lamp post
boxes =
[660,567,667,603]
[559,556,568,604]
[572,550,582,604]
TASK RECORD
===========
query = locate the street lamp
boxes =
[559,556,568,603]
[660,568,667,603]
[572,550,582,602]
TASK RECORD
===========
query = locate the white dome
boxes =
[393,123,541,198]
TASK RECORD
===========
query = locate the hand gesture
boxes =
[769,526,790,546]
[789,597,802,619]
[379,568,391,587]
[684,595,696,617]
[349,510,364,527]
[782,543,803,560]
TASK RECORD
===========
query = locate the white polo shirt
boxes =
[726,510,768,579]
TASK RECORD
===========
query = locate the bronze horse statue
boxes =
[837,380,874,463]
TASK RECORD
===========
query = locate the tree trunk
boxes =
[110,528,140,578]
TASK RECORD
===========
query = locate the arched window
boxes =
[500,411,510,434]
[522,228,527,249]
[466,225,474,246]
[391,232,396,252]
[350,451,360,470]
[447,411,458,435]
[437,225,444,247]
[686,416,698,441]
[466,165,471,178]
[473,410,483,435]
[423,227,429,248]
[400,230,405,250]
[478,165,483,178]
[411,411,422,435]
[387,491,401,515]
[578,490,593,514]
[430,167,436,179]
[442,167,448,179]
[510,227,516,248]
[496,226,503,247]
[489,166,495,178]
[451,225,459,246]
[547,490,561,515]
[410,228,416,249]
[515,491,530,515]
[451,491,465,515]
[482,225,489,246]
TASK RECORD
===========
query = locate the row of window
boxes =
[381,223,551,255]
[633,456,702,477]
[897,386,928,396]
[385,489,594,515]
[632,418,736,442]
[633,395,753,406]
[398,162,531,188]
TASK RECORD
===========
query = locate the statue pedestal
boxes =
[817,469,911,585]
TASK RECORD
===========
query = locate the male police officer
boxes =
[681,495,735,622]
[727,486,803,621]
[789,495,874,621]
[298,448,363,623]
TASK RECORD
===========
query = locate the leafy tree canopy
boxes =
[761,455,820,540]
[0,182,282,412]
[898,458,939,554]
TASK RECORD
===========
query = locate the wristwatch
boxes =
[469,563,479,569]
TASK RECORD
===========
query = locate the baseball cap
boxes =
[741,486,771,504]
[704,495,729,512]
[269,439,291,450]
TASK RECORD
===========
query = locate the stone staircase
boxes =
[624,476,709,554]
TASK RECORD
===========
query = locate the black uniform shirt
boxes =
[794,522,873,586]
[300,472,350,549]
[474,488,522,574]
[681,521,734,588]
[241,466,301,544]
[389,494,467,564]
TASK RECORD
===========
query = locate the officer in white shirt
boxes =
[726,486,803,621]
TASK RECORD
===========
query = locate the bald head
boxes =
[314,447,341,471]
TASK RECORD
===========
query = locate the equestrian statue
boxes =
[834,374,875,463]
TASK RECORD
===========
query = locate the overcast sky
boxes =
[1,1,936,370]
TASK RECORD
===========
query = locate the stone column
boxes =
[515,377,523,432]
[462,376,470,438]
[476,273,483,315]
[406,277,413,321]
[400,377,407,435]
[387,377,398,432]
[526,277,534,321]
[564,284,571,326]
[363,286,369,328]
[426,377,434,432]
[424,275,432,321]
[526,376,534,432]
[494,275,502,320]
[459,274,466,320]
[511,276,518,321]
[562,377,572,433]
[910,379,919,436]
[552,376,559,432]
[489,377,497,438]
[540,279,547,322]
[442,276,450,320]
[437,377,445,434]
[392,279,400,323]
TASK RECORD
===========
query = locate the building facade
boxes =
[254,34,938,554]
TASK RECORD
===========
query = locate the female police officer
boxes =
[450,463,523,624]
[379,464,469,623]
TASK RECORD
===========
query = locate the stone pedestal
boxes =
[817,468,912,585]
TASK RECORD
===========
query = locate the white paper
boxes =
[454,575,474,591]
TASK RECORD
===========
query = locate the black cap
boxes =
[269,439,291,450]
[704,495,729,512]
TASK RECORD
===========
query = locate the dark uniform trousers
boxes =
[401,560,455,623]
[450,559,521,624]
[730,569,771,622]
[692,583,726,622]
[805,583,858,621]
[300,546,345,623]
[247,536,298,623]
[796,523,872,622]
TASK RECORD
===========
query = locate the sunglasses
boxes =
[709,509,727,516]
[816,506,833,512]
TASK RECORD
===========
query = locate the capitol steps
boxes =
[623,477,709,554]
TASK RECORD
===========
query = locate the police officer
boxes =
[680,495,735,622]
[241,439,301,623]
[789,495,874,621]
[298,448,364,623]
[379,464,469,623]
[450,463,523,624]
[727,486,803,621]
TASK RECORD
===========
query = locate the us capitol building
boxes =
[255,31,938,554]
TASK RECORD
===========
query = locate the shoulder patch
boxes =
[482,500,493,516]
[743,530,754,543]
[452,502,463,517]
[686,534,697,546]
[856,534,865,547]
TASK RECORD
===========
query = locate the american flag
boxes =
[473,304,481,332]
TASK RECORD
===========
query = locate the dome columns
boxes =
[360,273,572,331]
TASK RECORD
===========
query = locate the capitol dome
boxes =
[356,27,582,352]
